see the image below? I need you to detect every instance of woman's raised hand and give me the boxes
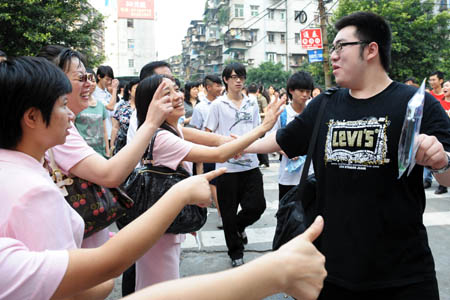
[261,98,285,132]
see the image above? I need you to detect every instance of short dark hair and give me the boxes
[184,81,201,104]
[286,71,315,100]
[135,74,178,136]
[0,57,72,149]
[36,45,67,64]
[404,77,418,84]
[96,65,114,82]
[430,71,444,80]
[203,74,222,89]
[0,50,6,57]
[139,61,171,80]
[248,82,258,94]
[52,48,86,73]
[222,62,246,90]
[123,78,140,101]
[335,11,392,72]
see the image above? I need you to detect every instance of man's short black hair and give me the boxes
[139,61,171,80]
[36,45,67,64]
[404,77,418,84]
[96,65,114,82]
[286,71,314,100]
[222,62,246,91]
[335,11,392,72]
[248,82,258,94]
[203,74,222,90]
[123,78,140,101]
[0,49,6,58]
[0,57,72,149]
[430,71,444,80]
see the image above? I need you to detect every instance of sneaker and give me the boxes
[435,185,448,195]
[216,218,223,230]
[231,258,244,268]
[423,181,432,189]
[238,231,248,245]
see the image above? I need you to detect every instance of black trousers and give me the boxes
[318,278,439,300]
[216,168,266,259]
[115,220,135,297]
[257,153,270,166]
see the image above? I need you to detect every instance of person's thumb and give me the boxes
[299,215,324,242]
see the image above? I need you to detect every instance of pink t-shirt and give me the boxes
[0,149,84,251]
[0,237,68,300]
[152,126,193,174]
[47,124,110,248]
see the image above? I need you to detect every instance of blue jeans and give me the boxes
[423,168,433,183]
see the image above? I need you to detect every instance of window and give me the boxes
[234,4,244,18]
[127,19,134,28]
[268,32,274,43]
[268,9,274,20]
[280,54,286,66]
[128,59,134,68]
[250,5,259,16]
[127,39,134,49]
[280,11,285,20]
[280,33,285,44]
[267,52,275,62]
[295,33,300,44]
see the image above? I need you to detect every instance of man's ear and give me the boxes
[22,107,41,129]
[366,41,379,62]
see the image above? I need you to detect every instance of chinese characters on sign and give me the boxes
[300,29,323,50]
[118,0,154,20]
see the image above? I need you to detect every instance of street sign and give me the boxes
[308,49,323,63]
[301,29,323,50]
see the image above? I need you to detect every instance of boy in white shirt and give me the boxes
[205,63,265,267]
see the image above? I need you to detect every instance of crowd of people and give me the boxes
[0,10,449,300]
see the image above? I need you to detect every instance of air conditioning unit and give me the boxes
[245,42,252,47]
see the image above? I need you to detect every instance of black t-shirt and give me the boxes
[276,82,450,290]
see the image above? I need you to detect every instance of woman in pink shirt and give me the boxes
[132,74,285,290]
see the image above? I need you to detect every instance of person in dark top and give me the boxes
[245,11,450,299]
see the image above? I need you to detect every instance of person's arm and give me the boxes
[184,98,284,163]
[51,168,226,300]
[103,120,110,158]
[69,81,173,187]
[244,130,282,154]
[104,79,119,111]
[124,216,326,300]
[182,127,233,147]
[110,118,120,153]
[416,134,450,186]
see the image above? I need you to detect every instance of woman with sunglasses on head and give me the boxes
[74,68,110,158]
[36,47,174,251]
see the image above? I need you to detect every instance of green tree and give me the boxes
[246,61,291,90]
[323,0,450,82]
[0,0,104,67]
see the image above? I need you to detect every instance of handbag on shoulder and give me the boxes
[122,129,207,234]
[48,149,134,238]
[273,89,335,250]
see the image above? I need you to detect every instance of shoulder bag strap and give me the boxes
[47,149,71,196]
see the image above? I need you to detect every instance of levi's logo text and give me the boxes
[324,117,390,170]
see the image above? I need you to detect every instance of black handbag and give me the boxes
[122,129,207,234]
[48,150,134,238]
[272,92,331,250]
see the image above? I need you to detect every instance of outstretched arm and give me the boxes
[51,168,226,300]
[124,216,326,300]
[416,134,450,186]
[244,130,282,154]
[184,98,285,163]
[69,81,173,187]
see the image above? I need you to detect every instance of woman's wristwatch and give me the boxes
[428,153,450,174]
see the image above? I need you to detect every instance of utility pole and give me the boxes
[318,0,332,89]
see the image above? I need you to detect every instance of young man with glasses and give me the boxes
[205,63,266,268]
[245,11,450,299]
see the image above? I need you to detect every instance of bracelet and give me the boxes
[428,153,450,174]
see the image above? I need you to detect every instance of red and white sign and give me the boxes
[300,28,323,50]
[118,0,154,20]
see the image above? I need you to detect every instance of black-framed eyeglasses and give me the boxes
[230,74,246,81]
[329,41,370,54]
[77,73,95,82]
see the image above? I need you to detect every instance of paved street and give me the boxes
[108,157,450,299]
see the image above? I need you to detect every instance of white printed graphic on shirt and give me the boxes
[324,117,390,170]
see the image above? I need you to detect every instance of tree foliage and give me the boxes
[0,0,104,67]
[247,61,291,90]
[322,0,450,82]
